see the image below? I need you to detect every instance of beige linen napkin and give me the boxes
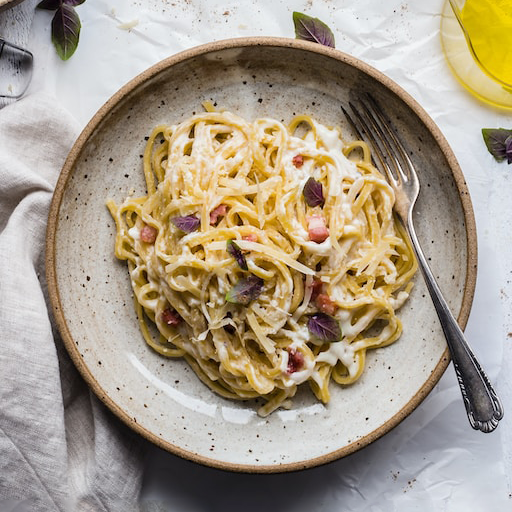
[0,94,146,511]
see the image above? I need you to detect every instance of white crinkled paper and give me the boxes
[24,0,511,509]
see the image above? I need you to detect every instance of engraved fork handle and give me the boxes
[406,216,503,432]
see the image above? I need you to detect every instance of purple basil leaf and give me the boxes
[303,177,325,207]
[225,275,264,305]
[506,136,512,164]
[37,0,61,10]
[227,239,248,271]
[293,11,335,48]
[51,5,81,61]
[482,128,512,164]
[170,214,200,233]
[307,312,341,342]
[38,0,86,8]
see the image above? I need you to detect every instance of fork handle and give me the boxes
[406,222,503,432]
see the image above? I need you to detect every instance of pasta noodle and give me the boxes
[107,107,417,416]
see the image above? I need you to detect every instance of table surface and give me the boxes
[2,0,511,510]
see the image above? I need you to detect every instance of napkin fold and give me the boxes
[0,94,146,511]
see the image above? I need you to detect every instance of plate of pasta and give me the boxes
[46,37,476,472]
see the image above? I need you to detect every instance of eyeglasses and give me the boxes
[0,37,33,99]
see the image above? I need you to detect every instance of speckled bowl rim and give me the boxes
[46,36,477,473]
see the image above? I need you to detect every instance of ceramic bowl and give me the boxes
[46,37,477,472]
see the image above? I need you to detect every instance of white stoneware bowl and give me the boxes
[46,37,477,473]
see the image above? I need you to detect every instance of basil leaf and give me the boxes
[482,128,512,164]
[307,312,341,342]
[227,239,248,271]
[505,136,512,164]
[303,177,325,207]
[37,0,61,10]
[38,0,85,9]
[170,214,200,233]
[51,4,81,61]
[226,275,264,305]
[293,11,335,48]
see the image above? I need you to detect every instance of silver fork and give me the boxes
[342,95,503,433]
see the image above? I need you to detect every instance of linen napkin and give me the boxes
[0,94,146,511]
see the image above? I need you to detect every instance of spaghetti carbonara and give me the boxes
[107,107,417,416]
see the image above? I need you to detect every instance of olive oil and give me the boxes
[440,0,512,109]
[460,0,512,85]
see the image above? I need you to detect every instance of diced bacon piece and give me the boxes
[292,154,304,168]
[161,308,181,326]
[140,224,157,243]
[307,215,329,243]
[242,234,258,243]
[287,348,305,374]
[309,278,323,300]
[315,293,338,315]
[209,204,228,225]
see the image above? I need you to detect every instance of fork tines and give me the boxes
[341,94,413,186]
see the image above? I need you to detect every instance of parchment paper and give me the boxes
[14,0,512,508]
